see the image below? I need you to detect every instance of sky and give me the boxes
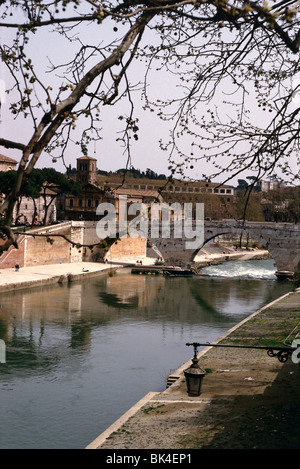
[0,15,179,178]
[0,4,299,188]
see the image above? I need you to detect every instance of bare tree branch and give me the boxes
[0,0,300,252]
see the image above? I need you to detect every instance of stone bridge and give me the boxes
[147,219,300,272]
[81,220,300,273]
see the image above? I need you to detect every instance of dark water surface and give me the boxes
[0,260,295,448]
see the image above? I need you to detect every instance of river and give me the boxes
[0,259,295,449]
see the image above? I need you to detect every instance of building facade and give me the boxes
[0,154,18,172]
[14,185,57,225]
[96,174,236,220]
[58,156,237,222]
[76,155,97,184]
[58,156,113,221]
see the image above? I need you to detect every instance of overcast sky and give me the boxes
[0,6,298,187]
[0,18,180,178]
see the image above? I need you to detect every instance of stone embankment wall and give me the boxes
[25,226,72,266]
[0,221,147,269]
[104,236,146,261]
[0,223,75,269]
[0,235,26,269]
[78,221,146,262]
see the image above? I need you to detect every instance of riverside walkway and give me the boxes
[0,262,119,293]
[87,287,300,450]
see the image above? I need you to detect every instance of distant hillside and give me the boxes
[99,167,167,180]
[67,166,167,180]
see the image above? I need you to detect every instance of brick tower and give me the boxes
[76,156,98,184]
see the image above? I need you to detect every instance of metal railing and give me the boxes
[186,342,296,363]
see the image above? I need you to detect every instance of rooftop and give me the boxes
[96,174,234,188]
[76,155,97,161]
[115,188,161,198]
[0,154,18,164]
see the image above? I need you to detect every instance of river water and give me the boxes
[0,259,295,449]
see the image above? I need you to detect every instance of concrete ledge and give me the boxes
[0,262,119,293]
[86,392,159,450]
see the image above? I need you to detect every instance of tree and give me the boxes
[37,168,81,225]
[262,185,300,222]
[0,168,81,226]
[0,0,300,253]
[235,189,264,221]
[0,168,42,225]
[237,179,249,190]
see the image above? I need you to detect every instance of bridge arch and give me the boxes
[189,230,272,269]
[147,220,300,273]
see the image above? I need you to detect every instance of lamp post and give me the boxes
[184,342,206,396]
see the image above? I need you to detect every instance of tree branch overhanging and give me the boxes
[0,0,300,253]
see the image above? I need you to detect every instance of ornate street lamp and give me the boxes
[184,342,206,396]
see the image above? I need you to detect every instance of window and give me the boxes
[70,199,73,208]
[88,199,92,208]
[95,199,99,207]
[79,199,83,208]
[226,189,232,194]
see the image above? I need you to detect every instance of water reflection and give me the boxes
[100,274,164,309]
[0,272,294,369]
[0,264,296,449]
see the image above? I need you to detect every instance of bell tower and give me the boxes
[76,156,97,184]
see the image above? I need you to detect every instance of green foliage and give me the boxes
[142,404,165,414]
[0,168,81,200]
[0,170,18,195]
[263,186,300,223]
[110,167,167,180]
